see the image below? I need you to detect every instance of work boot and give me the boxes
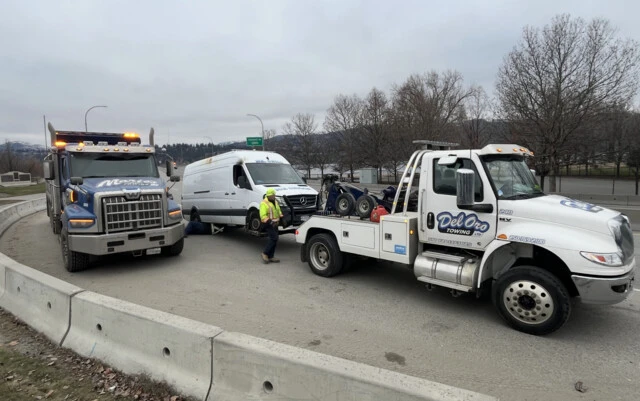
[269,257,280,263]
[261,253,270,264]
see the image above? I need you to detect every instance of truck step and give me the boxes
[416,276,473,292]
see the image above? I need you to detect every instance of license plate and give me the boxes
[301,215,310,222]
[146,248,161,255]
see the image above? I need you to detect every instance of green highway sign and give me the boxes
[246,137,263,146]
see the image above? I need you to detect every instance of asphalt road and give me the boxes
[1,173,639,400]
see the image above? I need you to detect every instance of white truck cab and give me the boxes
[182,150,319,234]
[296,143,635,335]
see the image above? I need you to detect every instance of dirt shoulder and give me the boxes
[0,308,197,401]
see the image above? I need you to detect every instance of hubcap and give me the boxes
[502,280,554,325]
[310,243,330,271]
[338,199,348,210]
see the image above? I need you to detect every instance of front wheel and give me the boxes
[247,209,261,232]
[307,233,344,277]
[493,266,571,335]
[61,229,89,272]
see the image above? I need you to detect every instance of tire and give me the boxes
[307,233,344,277]
[162,238,184,257]
[46,199,50,217]
[335,193,356,216]
[52,215,62,235]
[492,266,571,335]
[247,209,261,231]
[61,229,89,272]
[356,195,377,218]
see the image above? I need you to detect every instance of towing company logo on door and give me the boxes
[437,212,490,236]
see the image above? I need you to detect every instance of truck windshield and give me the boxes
[69,153,159,178]
[482,155,544,200]
[245,163,305,185]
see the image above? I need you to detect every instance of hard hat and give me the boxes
[266,188,276,196]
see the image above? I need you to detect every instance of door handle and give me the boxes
[231,192,236,195]
[427,212,435,229]
[225,192,229,195]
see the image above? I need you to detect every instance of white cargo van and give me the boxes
[181,150,319,234]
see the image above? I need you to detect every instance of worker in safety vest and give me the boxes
[259,188,283,264]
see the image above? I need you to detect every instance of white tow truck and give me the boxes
[295,142,636,335]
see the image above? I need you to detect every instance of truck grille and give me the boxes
[102,194,163,233]
[286,194,318,210]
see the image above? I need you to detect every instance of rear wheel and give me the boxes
[356,195,377,218]
[335,193,356,216]
[493,266,571,335]
[307,233,344,277]
[190,209,201,222]
[61,229,89,272]
[162,238,184,256]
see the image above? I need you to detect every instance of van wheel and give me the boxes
[248,210,261,231]
[162,238,184,257]
[492,266,571,335]
[307,233,344,277]
[356,195,377,218]
[61,229,89,272]
[335,193,356,216]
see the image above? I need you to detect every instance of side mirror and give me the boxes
[43,161,54,180]
[170,175,181,182]
[456,168,493,213]
[456,168,475,208]
[70,177,84,185]
[166,160,173,177]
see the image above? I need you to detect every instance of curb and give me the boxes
[0,199,497,401]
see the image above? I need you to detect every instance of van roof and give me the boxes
[184,150,290,169]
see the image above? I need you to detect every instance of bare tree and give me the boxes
[360,88,390,176]
[0,140,16,173]
[263,128,277,151]
[324,94,364,181]
[391,70,476,141]
[496,14,640,192]
[313,133,333,179]
[283,113,318,178]
[459,87,494,148]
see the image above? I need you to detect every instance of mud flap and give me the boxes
[300,242,307,263]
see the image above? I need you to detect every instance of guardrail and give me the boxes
[0,198,497,401]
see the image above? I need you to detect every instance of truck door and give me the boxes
[420,154,497,250]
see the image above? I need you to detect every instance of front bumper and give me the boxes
[571,263,636,305]
[69,223,184,255]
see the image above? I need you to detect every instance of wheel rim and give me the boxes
[310,243,330,271]
[250,215,261,230]
[358,201,370,214]
[503,280,554,325]
[338,198,349,211]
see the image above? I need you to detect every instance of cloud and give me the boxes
[1,0,638,146]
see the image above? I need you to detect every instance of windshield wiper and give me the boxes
[502,192,544,200]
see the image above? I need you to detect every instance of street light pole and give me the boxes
[246,114,265,151]
[84,105,108,133]
[43,115,47,149]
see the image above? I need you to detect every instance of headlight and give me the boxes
[580,251,623,267]
[275,196,286,204]
[168,209,182,220]
[69,218,95,228]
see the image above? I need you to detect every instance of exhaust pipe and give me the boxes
[149,127,155,146]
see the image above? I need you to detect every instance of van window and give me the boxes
[245,163,305,185]
[433,158,483,202]
[233,165,250,189]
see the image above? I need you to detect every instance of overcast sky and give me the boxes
[1,0,638,147]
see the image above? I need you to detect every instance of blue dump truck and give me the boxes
[43,123,184,272]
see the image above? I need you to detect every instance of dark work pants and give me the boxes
[263,224,279,258]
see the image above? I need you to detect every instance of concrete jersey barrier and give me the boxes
[0,196,45,237]
[62,291,224,401]
[0,253,83,345]
[211,331,495,401]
